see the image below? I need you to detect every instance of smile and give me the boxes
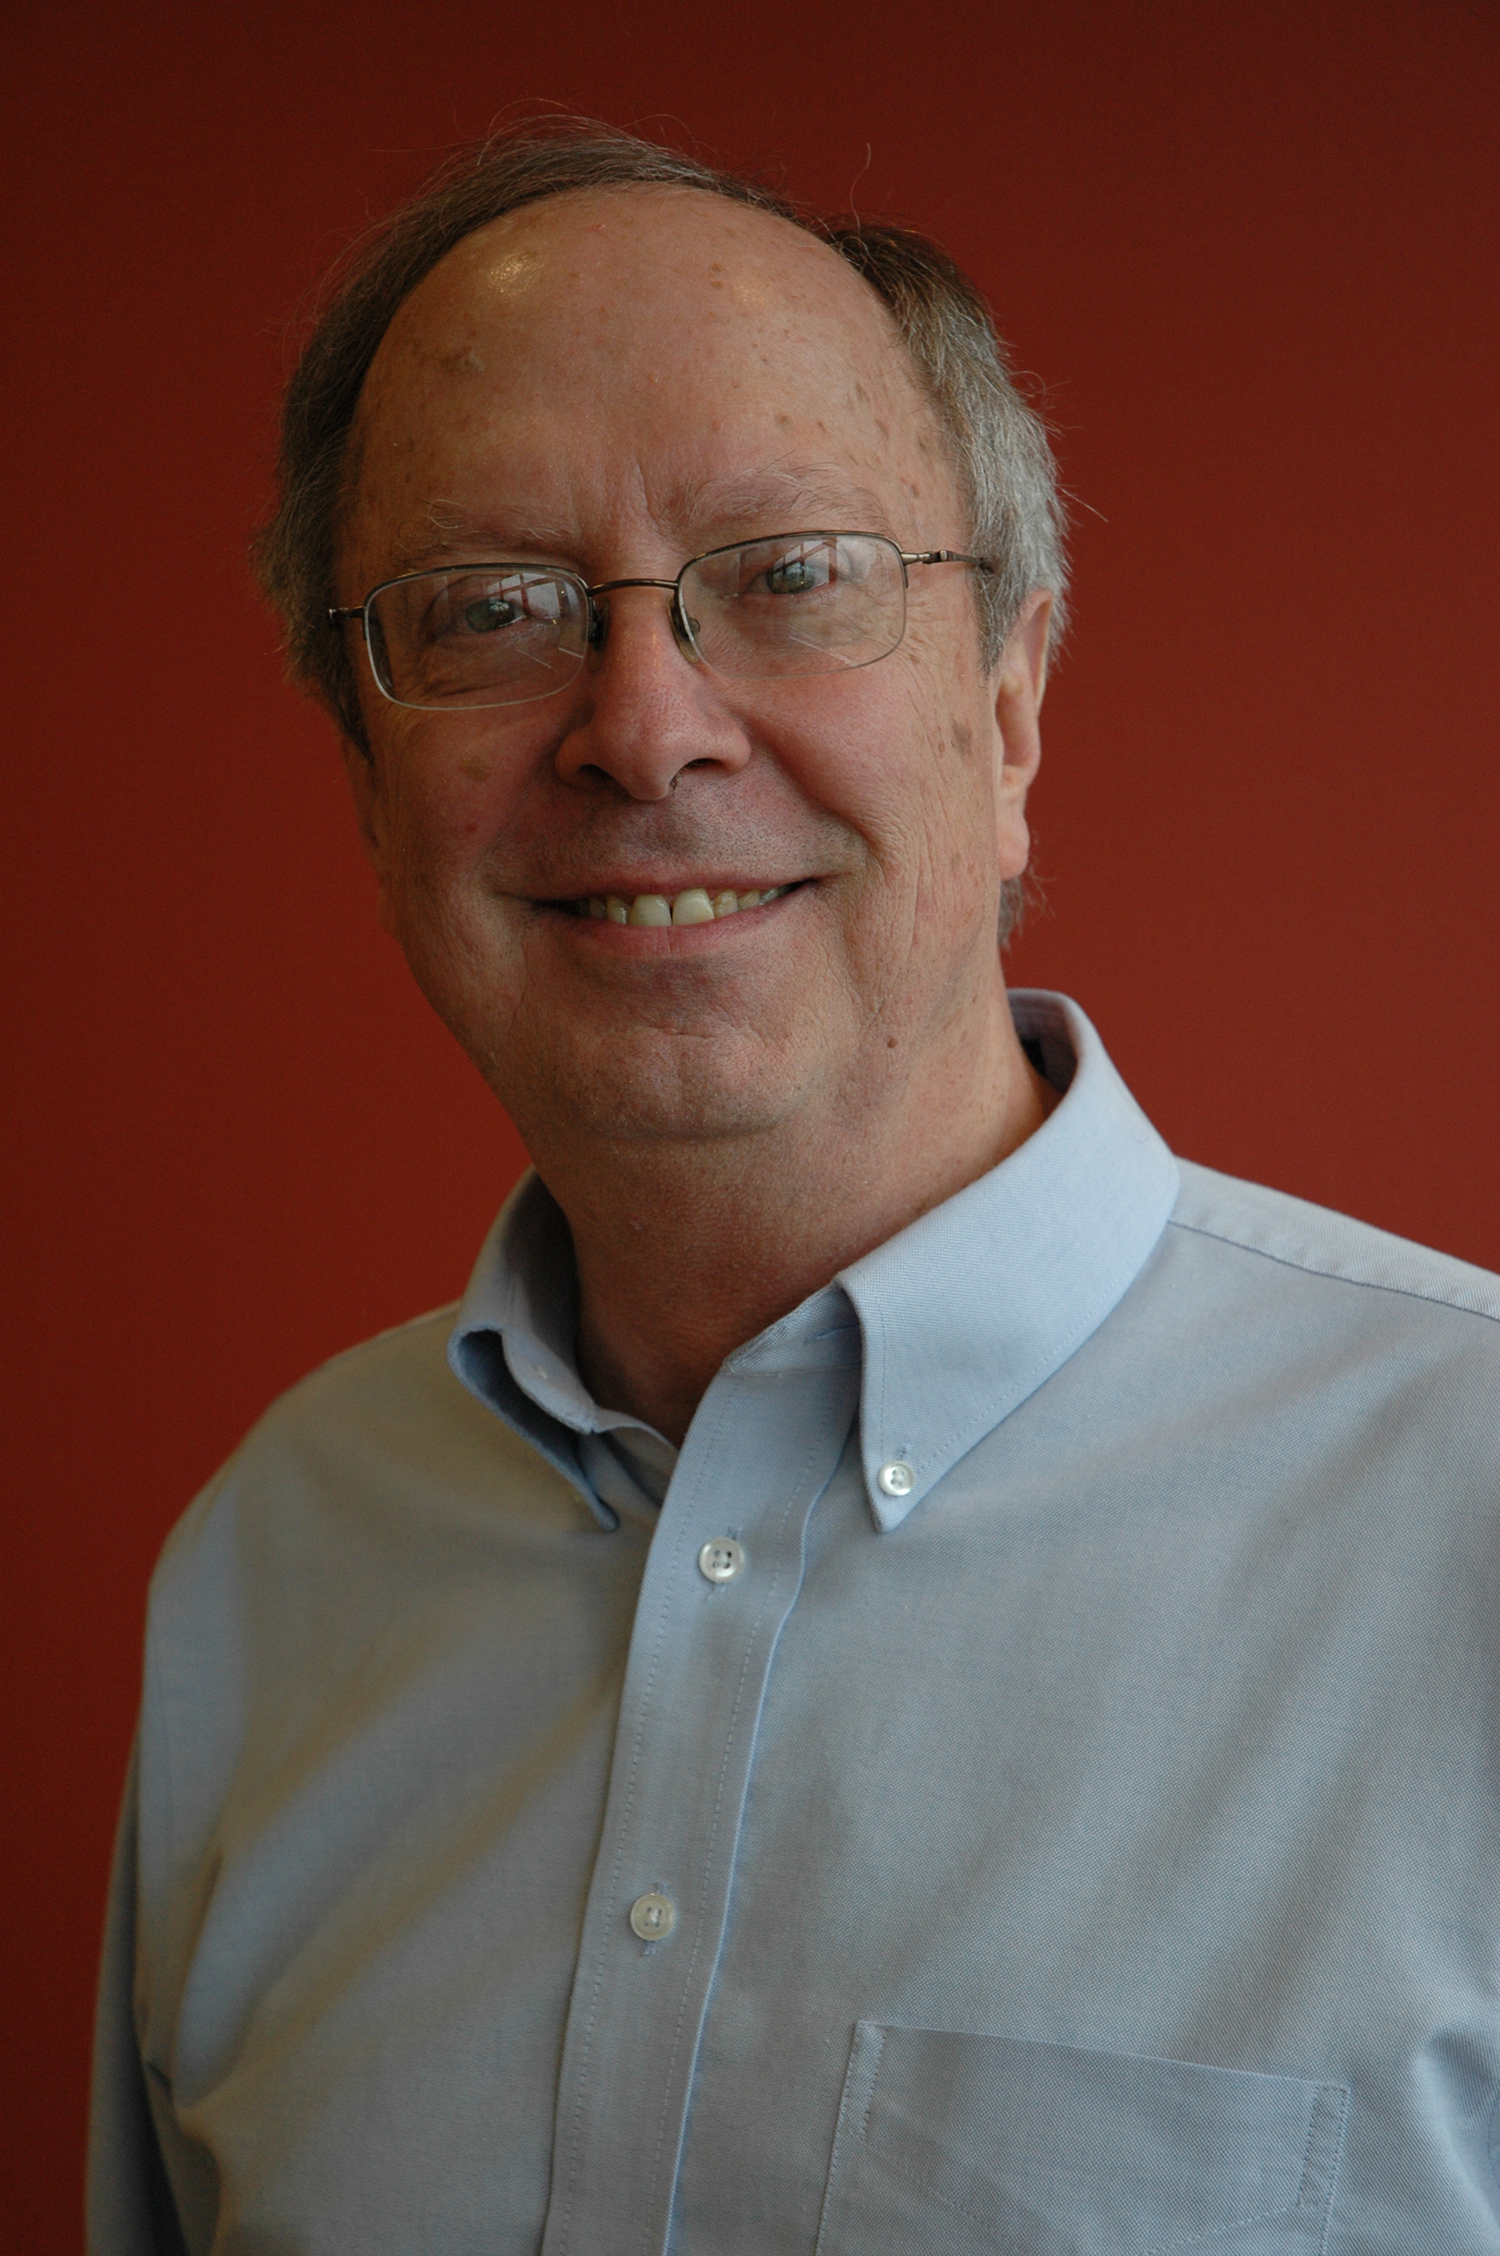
[567,886,793,926]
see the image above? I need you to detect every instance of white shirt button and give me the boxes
[629,1891,677,1941]
[698,1537,746,1584]
[877,1460,915,1497]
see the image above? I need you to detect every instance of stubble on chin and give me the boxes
[489,1002,816,1153]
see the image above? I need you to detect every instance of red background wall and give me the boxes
[4,1,1496,2239]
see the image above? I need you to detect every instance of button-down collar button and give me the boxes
[697,1536,746,1584]
[629,1891,677,1942]
[877,1460,915,1497]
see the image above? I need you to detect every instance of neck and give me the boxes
[528,991,1052,1446]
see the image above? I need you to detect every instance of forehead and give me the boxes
[348,186,954,556]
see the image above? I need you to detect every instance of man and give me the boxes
[91,123,1500,2254]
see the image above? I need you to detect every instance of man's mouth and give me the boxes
[564,884,794,927]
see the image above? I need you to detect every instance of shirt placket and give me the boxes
[540,1327,860,2256]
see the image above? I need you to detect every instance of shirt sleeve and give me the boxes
[87,1737,187,2256]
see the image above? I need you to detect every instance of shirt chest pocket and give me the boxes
[815,2025,1348,2255]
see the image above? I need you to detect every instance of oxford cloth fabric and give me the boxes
[89,991,1500,2255]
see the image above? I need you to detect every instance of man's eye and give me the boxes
[457,594,521,634]
[762,555,829,595]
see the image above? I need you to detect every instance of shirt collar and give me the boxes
[447,1164,638,1526]
[834,991,1178,1527]
[448,991,1179,1532]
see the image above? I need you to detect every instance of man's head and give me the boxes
[259,123,1066,763]
[256,125,1067,1174]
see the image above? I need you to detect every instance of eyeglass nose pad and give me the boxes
[584,591,610,668]
[670,587,703,665]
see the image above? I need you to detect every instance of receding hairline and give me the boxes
[423,174,851,249]
[358,178,938,409]
[342,178,954,551]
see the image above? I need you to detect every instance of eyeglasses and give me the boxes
[329,531,994,712]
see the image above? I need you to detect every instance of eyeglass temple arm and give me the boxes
[901,550,996,573]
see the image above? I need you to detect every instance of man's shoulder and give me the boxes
[152,1302,577,1607]
[1166,1156,1500,1330]
[211,1298,508,1483]
[255,1299,472,1441]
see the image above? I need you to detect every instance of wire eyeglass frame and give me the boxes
[328,530,996,713]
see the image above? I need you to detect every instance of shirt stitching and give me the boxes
[1309,2084,1350,2256]
[885,1227,1172,1506]
[813,2027,885,2256]
[856,2027,888,2145]
[1167,1216,1500,1327]
[863,2137,1324,2255]
[1295,2081,1342,2207]
[550,1375,719,2255]
[854,2064,1347,2255]
[632,1407,831,2256]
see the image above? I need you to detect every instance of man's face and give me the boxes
[339,186,1046,1158]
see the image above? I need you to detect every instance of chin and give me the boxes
[495,1028,812,1151]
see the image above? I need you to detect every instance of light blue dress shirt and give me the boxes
[90,992,1500,2254]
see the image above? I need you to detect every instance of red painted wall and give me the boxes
[4,2,1496,2239]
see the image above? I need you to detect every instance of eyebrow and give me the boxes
[673,465,901,545]
[391,511,578,573]
[387,466,903,576]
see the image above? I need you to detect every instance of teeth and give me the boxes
[670,888,716,925]
[575,886,788,922]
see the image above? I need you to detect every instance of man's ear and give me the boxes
[340,736,399,936]
[993,589,1053,881]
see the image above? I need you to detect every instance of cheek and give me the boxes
[880,664,996,843]
[764,668,993,893]
[378,741,518,889]
[387,789,466,890]
[871,667,1001,917]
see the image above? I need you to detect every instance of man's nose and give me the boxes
[552,585,753,801]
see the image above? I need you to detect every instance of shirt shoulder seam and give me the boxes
[255,1303,465,1426]
[1165,1214,1500,1327]
[303,1299,461,1373]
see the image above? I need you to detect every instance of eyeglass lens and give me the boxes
[364,533,909,711]
[367,568,591,710]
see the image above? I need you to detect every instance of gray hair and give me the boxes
[254,119,1068,934]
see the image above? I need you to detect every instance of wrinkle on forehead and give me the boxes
[369,185,928,410]
[343,185,963,583]
[389,465,906,573]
